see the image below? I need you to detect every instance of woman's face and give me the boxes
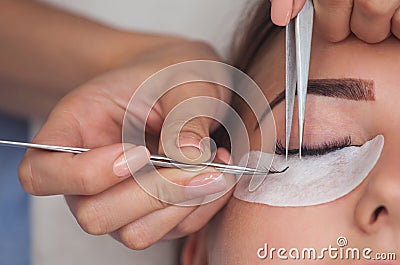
[192,33,400,264]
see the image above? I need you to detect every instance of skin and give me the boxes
[270,0,400,43]
[17,44,235,250]
[0,0,182,118]
[11,0,234,249]
[185,33,400,264]
[10,0,400,253]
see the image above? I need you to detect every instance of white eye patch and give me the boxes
[234,135,384,207]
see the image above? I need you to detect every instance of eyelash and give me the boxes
[275,136,353,156]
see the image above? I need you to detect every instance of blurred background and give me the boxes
[26,0,250,264]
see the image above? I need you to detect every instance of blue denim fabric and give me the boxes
[0,113,30,265]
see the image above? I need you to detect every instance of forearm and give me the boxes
[0,0,178,118]
[0,81,57,118]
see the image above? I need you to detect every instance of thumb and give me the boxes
[159,116,213,164]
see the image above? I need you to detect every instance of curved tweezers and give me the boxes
[0,140,287,175]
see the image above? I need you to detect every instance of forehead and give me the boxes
[251,34,400,104]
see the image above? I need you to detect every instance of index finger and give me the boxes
[270,0,307,26]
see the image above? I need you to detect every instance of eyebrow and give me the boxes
[256,78,375,130]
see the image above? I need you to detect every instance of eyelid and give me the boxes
[275,136,353,156]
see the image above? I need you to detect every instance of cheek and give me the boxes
[208,198,357,265]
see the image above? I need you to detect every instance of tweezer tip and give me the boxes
[299,129,304,159]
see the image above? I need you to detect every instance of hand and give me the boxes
[270,0,400,43]
[18,39,234,250]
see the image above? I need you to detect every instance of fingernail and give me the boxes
[285,10,291,24]
[271,0,293,26]
[185,172,227,199]
[113,146,150,178]
[177,134,204,160]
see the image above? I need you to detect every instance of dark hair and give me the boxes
[212,1,284,150]
[231,1,283,72]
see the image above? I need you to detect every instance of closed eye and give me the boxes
[275,136,354,156]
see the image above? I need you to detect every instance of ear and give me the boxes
[181,230,208,265]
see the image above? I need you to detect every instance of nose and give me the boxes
[354,150,400,235]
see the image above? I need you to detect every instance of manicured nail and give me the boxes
[113,146,150,178]
[271,0,293,26]
[185,172,227,199]
[177,134,204,160]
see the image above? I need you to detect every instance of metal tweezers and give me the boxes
[0,140,275,175]
[285,0,314,158]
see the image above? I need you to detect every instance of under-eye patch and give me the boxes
[234,135,384,207]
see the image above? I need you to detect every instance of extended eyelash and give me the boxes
[275,136,352,156]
